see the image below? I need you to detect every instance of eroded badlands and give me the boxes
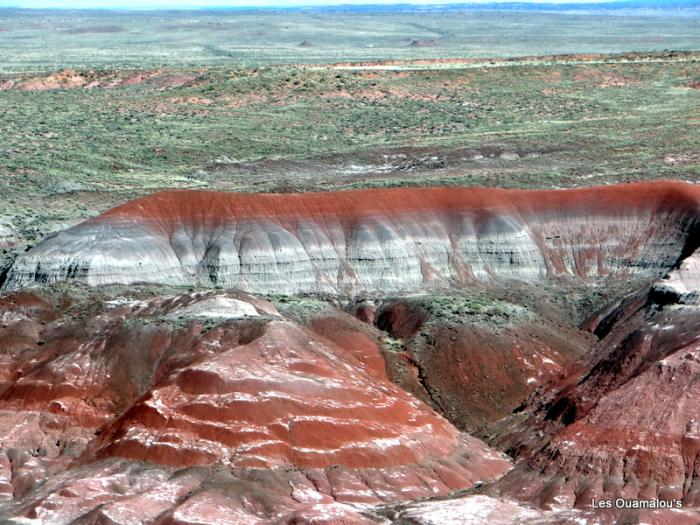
[1,181,700,524]
[4,181,699,293]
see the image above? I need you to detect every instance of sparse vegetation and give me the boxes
[0,10,697,266]
[1,9,698,72]
[1,52,697,251]
[265,294,335,323]
[394,293,533,326]
[382,336,405,352]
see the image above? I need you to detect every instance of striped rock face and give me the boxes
[93,320,504,476]
[3,181,699,294]
[1,181,700,524]
[492,292,700,513]
[0,290,511,523]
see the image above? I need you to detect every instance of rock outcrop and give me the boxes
[0,287,510,523]
[651,247,700,305]
[492,260,700,512]
[0,224,14,250]
[2,181,700,523]
[94,319,503,477]
[4,181,699,294]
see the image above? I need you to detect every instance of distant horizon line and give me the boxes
[1,0,698,9]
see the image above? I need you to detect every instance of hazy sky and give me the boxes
[0,0,655,8]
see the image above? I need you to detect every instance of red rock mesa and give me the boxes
[4,181,699,294]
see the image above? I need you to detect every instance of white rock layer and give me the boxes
[3,185,699,295]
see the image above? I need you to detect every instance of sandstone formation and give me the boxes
[4,181,699,294]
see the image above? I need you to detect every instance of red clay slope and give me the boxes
[98,181,700,223]
[4,181,700,294]
[0,289,510,523]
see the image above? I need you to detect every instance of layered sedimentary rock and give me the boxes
[492,268,700,513]
[652,247,700,304]
[371,291,594,433]
[0,290,280,444]
[0,288,510,523]
[3,181,700,523]
[4,181,699,294]
[94,319,503,476]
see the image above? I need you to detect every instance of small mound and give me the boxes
[410,39,438,47]
[167,296,261,319]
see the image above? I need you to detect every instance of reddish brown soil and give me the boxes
[0,288,510,522]
[492,287,700,511]
[374,298,592,434]
[309,315,389,380]
[0,69,199,92]
[98,181,700,225]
